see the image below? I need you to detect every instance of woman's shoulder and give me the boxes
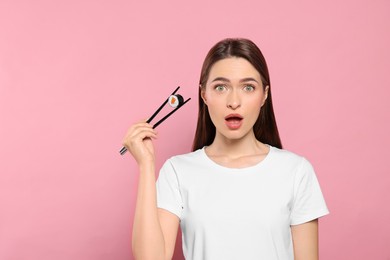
[269,145,312,168]
[165,147,206,165]
[270,145,301,158]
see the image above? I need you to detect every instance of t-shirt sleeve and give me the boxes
[290,157,329,225]
[156,159,183,220]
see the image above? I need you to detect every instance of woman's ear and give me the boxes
[261,85,269,106]
[200,85,207,105]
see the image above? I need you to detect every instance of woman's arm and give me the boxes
[291,219,319,260]
[158,209,180,259]
[132,163,179,260]
[123,121,179,260]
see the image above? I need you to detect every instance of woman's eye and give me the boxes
[244,85,255,91]
[215,85,226,91]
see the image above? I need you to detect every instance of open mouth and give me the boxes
[225,114,243,129]
[225,114,243,121]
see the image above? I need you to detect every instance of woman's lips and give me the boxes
[225,114,243,130]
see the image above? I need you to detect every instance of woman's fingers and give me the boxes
[122,121,158,164]
[123,124,156,146]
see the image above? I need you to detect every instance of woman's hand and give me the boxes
[122,120,157,166]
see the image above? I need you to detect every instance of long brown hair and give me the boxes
[192,38,282,151]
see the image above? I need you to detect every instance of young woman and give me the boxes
[123,38,329,260]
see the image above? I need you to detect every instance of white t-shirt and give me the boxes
[156,146,329,260]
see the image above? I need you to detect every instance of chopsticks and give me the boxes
[119,86,191,155]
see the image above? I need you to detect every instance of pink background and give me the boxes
[1,0,389,259]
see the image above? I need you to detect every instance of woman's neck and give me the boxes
[204,131,270,168]
[206,131,268,159]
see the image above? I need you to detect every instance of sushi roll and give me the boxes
[168,94,184,108]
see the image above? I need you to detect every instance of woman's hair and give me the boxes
[192,38,283,151]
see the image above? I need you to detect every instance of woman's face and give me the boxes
[201,57,268,141]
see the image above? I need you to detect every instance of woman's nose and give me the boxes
[227,91,241,109]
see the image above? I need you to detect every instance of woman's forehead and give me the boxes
[208,57,261,83]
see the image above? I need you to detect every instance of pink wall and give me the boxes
[1,0,389,259]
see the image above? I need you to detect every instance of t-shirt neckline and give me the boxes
[200,145,274,172]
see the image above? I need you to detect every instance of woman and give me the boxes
[123,38,329,260]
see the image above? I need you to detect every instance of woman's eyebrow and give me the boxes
[211,77,259,83]
[239,77,259,83]
[211,77,230,83]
